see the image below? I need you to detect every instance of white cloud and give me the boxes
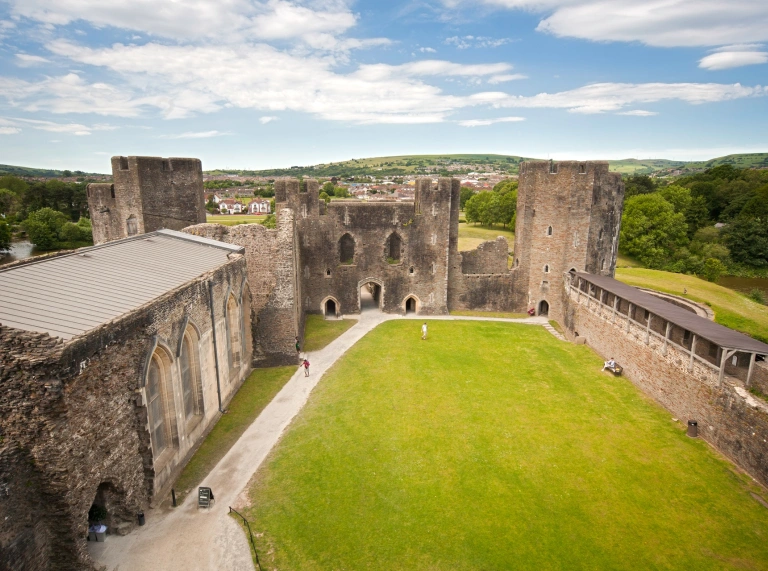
[699,45,768,70]
[259,116,278,124]
[7,0,369,48]
[445,35,512,49]
[419,47,437,53]
[617,110,658,116]
[15,53,50,66]
[488,73,527,84]
[489,82,768,114]
[0,127,21,134]
[458,116,525,126]
[3,117,117,135]
[354,59,512,81]
[450,0,768,48]
[162,130,230,139]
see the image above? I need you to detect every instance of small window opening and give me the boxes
[515,258,519,268]
[325,268,331,277]
[409,266,414,275]
[544,264,549,273]
[110,184,115,199]
[598,228,603,240]
[579,163,586,174]
[119,157,128,170]
[547,226,553,236]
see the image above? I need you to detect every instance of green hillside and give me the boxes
[0,164,105,178]
[207,153,767,179]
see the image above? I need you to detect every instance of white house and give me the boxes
[218,199,244,214]
[247,198,271,214]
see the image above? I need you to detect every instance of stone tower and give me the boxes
[87,156,206,244]
[512,161,624,323]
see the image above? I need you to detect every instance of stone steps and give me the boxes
[542,322,566,341]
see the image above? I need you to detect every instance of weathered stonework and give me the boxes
[0,255,251,571]
[87,156,206,245]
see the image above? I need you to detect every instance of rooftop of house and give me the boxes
[0,230,243,341]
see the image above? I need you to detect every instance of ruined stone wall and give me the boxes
[281,177,454,316]
[460,237,509,275]
[88,156,205,245]
[563,286,768,488]
[514,161,623,323]
[0,257,250,571]
[184,212,299,366]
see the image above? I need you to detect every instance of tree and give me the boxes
[701,258,727,282]
[334,186,350,198]
[459,187,475,210]
[0,219,10,251]
[723,217,768,267]
[497,190,517,227]
[322,181,335,196]
[465,191,494,225]
[623,174,656,198]
[619,194,688,268]
[0,188,17,217]
[22,207,68,250]
[319,191,331,204]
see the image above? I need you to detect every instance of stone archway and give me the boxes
[87,481,135,537]
[357,277,384,312]
[322,296,340,318]
[538,300,549,316]
[404,295,420,314]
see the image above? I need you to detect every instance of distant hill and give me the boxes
[0,164,106,178]
[207,153,768,178]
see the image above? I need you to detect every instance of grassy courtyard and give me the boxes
[457,223,514,251]
[244,320,768,570]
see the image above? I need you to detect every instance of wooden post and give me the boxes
[718,348,737,387]
[747,353,757,388]
[626,303,633,333]
[645,313,653,345]
[662,322,671,355]
[578,278,583,304]
[612,295,618,324]
[688,334,697,372]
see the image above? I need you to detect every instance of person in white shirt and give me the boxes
[421,322,428,340]
[602,357,616,371]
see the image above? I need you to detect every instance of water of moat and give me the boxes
[0,240,43,265]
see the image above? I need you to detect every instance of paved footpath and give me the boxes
[89,311,549,571]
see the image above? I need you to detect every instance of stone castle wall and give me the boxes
[563,284,768,488]
[183,208,300,366]
[88,156,206,245]
[0,256,250,571]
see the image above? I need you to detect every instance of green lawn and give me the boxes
[172,366,294,503]
[206,214,268,226]
[243,320,768,570]
[457,223,514,251]
[616,268,768,343]
[450,310,528,319]
[302,314,356,352]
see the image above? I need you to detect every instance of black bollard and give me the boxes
[687,420,698,438]
[138,512,145,526]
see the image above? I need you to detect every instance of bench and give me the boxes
[605,363,623,376]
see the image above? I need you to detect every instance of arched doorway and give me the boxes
[87,482,133,537]
[538,300,549,316]
[358,278,383,312]
[404,296,418,314]
[323,297,339,318]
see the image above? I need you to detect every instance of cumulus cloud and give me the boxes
[458,116,525,126]
[6,0,380,50]
[699,44,768,70]
[419,47,437,53]
[448,0,768,48]
[259,116,278,123]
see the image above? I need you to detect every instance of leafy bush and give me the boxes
[748,289,767,305]
[701,258,727,282]
[0,219,10,251]
[22,208,68,249]
[262,214,277,229]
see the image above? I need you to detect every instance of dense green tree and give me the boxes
[723,217,768,267]
[459,187,475,210]
[22,208,68,250]
[465,191,491,224]
[319,191,331,204]
[620,194,688,268]
[334,186,350,198]
[0,219,10,251]
[0,188,17,217]
[623,174,656,198]
[497,190,517,227]
[0,175,28,196]
[322,181,335,196]
[701,258,727,282]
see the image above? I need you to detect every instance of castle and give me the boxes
[2,156,767,571]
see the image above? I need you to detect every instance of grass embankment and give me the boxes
[302,314,356,352]
[205,214,268,226]
[243,320,768,570]
[450,310,528,319]
[457,223,514,251]
[616,268,768,343]
[172,366,294,503]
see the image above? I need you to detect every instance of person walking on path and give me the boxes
[295,336,301,355]
[303,357,310,377]
[421,322,428,340]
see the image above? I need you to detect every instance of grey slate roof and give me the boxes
[0,229,243,341]
[575,272,768,355]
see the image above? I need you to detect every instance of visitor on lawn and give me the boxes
[303,358,310,376]
[602,357,616,371]
[421,322,428,340]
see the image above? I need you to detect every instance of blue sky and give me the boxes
[0,0,766,172]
